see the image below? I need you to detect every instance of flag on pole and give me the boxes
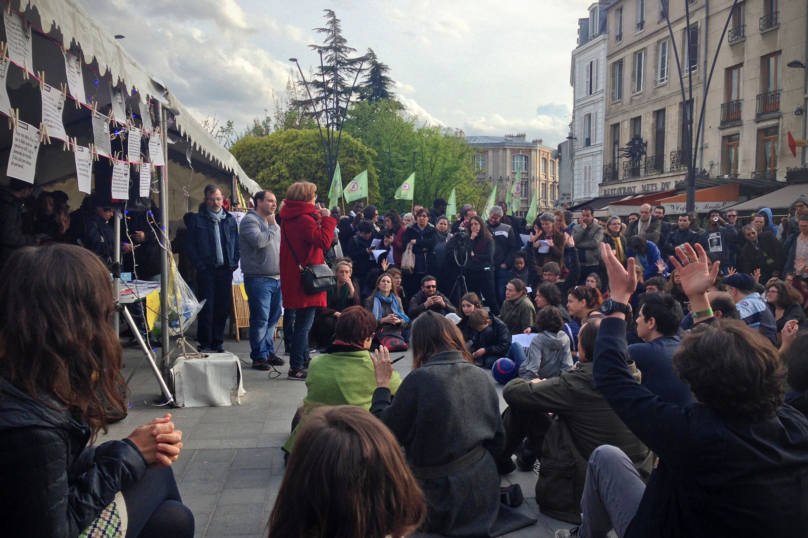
[328,162,342,209]
[343,170,368,203]
[394,172,415,201]
[481,183,497,222]
[525,189,539,225]
[446,188,457,220]
[506,165,521,210]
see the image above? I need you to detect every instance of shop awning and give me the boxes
[658,184,740,214]
[607,190,677,216]
[568,195,633,217]
[724,183,808,212]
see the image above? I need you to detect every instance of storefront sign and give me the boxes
[662,201,734,214]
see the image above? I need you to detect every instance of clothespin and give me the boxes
[71,137,78,153]
[0,42,7,64]
[6,3,11,15]
[108,107,116,124]
[135,158,142,172]
[90,100,98,117]
[39,122,51,145]
[37,70,45,90]
[88,143,99,162]
[7,107,18,130]
[60,83,67,102]
[22,59,29,80]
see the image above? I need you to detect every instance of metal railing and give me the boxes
[636,20,645,32]
[751,168,777,181]
[643,155,664,175]
[760,12,779,31]
[603,163,619,182]
[615,32,623,42]
[720,100,742,124]
[728,25,745,43]
[669,149,687,171]
[756,90,781,117]
[622,159,642,179]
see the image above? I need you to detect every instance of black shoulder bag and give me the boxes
[282,220,336,295]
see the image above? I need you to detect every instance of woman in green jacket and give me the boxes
[499,279,536,335]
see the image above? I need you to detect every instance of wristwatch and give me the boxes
[600,298,630,316]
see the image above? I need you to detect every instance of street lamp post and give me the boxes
[412,151,419,173]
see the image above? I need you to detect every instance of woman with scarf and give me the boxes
[364,272,410,337]
[401,208,438,298]
[462,215,502,316]
[184,184,240,353]
[602,215,628,267]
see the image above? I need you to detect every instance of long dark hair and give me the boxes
[0,245,124,442]
[268,406,426,538]
[410,311,472,369]
[468,215,493,242]
[384,210,402,233]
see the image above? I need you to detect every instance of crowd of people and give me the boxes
[2,177,808,537]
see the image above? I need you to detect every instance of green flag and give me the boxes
[481,183,497,222]
[525,189,538,226]
[394,173,415,201]
[328,162,342,209]
[446,188,457,220]
[507,166,521,210]
[343,170,368,203]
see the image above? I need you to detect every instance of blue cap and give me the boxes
[723,273,756,292]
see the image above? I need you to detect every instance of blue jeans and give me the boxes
[284,306,317,370]
[496,266,510,303]
[195,265,232,349]
[506,342,527,371]
[579,445,645,538]
[243,277,283,362]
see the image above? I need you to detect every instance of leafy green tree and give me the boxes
[229,129,379,206]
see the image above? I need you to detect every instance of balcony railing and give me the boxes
[603,163,619,182]
[643,155,664,175]
[669,149,687,171]
[756,90,781,118]
[622,160,642,179]
[760,12,779,32]
[636,20,645,32]
[751,168,777,181]
[615,32,623,42]
[720,100,743,125]
[728,25,745,44]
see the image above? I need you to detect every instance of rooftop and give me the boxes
[466,135,552,150]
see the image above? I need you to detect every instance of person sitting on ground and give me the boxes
[0,245,191,538]
[679,290,740,331]
[499,279,536,335]
[270,406,426,538]
[505,306,573,381]
[665,268,689,311]
[782,325,808,417]
[469,309,512,369]
[541,261,562,288]
[310,260,362,349]
[364,272,410,338]
[554,241,808,538]
[644,276,667,294]
[627,235,665,281]
[529,282,573,325]
[628,293,694,407]
[370,313,537,536]
[282,306,403,454]
[724,272,778,345]
[385,266,407,303]
[408,274,457,319]
[566,285,603,360]
[784,271,808,309]
[498,318,652,525]
[457,292,484,342]
[764,280,806,340]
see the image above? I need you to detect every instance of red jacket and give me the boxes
[279,200,337,310]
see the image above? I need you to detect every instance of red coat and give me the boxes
[279,200,337,310]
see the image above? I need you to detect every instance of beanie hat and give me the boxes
[723,273,756,292]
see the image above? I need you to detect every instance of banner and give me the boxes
[343,170,368,202]
[525,190,538,225]
[446,187,457,220]
[394,172,415,201]
[481,183,497,222]
[328,162,342,209]
[506,166,521,210]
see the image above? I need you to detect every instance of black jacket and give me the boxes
[402,224,438,275]
[0,188,37,269]
[0,379,147,537]
[408,290,458,319]
[471,314,511,358]
[486,221,519,268]
[663,227,699,258]
[83,213,116,267]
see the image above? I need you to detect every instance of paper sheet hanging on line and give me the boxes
[92,113,111,157]
[111,160,129,200]
[4,11,33,72]
[511,333,537,349]
[128,126,141,160]
[110,85,126,123]
[139,162,152,197]
[139,99,152,132]
[0,59,11,116]
[41,84,68,141]
[64,53,86,105]
[74,146,93,194]
[7,121,41,183]
[149,133,165,166]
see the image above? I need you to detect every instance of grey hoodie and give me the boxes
[519,330,573,381]
[239,209,280,278]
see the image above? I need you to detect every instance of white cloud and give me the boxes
[463,113,569,145]
[399,96,445,127]
[394,81,416,95]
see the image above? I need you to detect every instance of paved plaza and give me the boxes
[103,334,579,538]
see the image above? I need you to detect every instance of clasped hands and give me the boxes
[126,413,183,468]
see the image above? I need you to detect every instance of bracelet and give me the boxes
[692,307,714,319]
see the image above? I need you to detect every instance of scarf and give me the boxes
[205,208,228,267]
[372,291,410,323]
[611,233,626,264]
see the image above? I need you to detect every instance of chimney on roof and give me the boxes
[535,139,543,145]
[505,133,514,139]
[515,133,526,140]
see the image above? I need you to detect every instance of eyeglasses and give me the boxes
[206,197,224,203]
[726,214,737,218]
[423,285,436,289]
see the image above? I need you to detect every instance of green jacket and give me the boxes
[282,348,402,452]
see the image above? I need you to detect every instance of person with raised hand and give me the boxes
[554,242,808,538]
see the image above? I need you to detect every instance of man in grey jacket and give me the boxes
[572,206,603,285]
[240,190,284,370]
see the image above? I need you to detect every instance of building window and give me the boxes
[636,0,645,32]
[521,177,529,200]
[541,157,548,174]
[726,64,743,101]
[762,51,781,94]
[550,160,555,176]
[722,134,739,177]
[611,123,620,164]
[472,154,486,173]
[590,6,600,38]
[654,109,665,169]
[631,116,642,139]
[612,60,624,101]
[584,114,592,147]
[764,0,778,17]
[634,50,645,93]
[585,60,597,95]
[542,183,547,201]
[616,7,623,41]
[684,25,698,74]
[657,40,669,83]
[756,127,778,178]
[512,154,528,175]
[680,99,693,150]
[733,2,745,28]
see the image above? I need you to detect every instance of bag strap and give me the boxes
[281,222,305,271]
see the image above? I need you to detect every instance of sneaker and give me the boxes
[252,359,272,371]
[303,359,311,369]
[554,528,580,538]
[212,346,225,353]
[288,368,308,381]
[199,346,212,353]
[533,460,541,475]
[267,354,286,366]
[283,350,291,356]
[515,448,537,472]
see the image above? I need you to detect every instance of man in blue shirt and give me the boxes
[723,273,777,345]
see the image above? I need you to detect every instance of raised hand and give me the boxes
[380,259,390,271]
[752,268,761,283]
[669,243,720,299]
[599,242,637,304]
[655,259,667,274]
[370,345,394,389]
[780,319,800,353]
[727,267,737,276]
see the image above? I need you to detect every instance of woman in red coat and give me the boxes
[279,182,337,381]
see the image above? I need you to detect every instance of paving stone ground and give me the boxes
[102,332,578,538]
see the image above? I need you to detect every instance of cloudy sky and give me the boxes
[77,0,593,147]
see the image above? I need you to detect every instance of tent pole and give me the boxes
[159,105,170,367]
[113,209,121,336]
